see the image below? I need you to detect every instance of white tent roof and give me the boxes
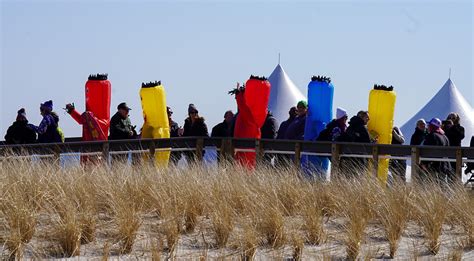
[400,78,473,146]
[268,64,305,124]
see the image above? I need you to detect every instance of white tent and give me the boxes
[400,78,473,146]
[268,64,305,124]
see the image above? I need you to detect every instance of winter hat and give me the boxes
[428,118,442,128]
[336,107,348,120]
[297,100,308,109]
[40,100,53,111]
[117,102,131,111]
[16,108,27,121]
[188,104,198,114]
[416,119,426,126]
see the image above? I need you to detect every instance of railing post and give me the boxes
[102,141,110,166]
[411,146,420,182]
[255,139,264,166]
[149,140,156,166]
[372,145,379,177]
[330,143,341,179]
[53,144,61,167]
[455,148,462,184]
[196,138,204,162]
[294,142,301,168]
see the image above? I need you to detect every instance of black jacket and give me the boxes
[422,131,451,173]
[338,116,370,143]
[211,121,232,137]
[170,120,180,137]
[276,117,295,139]
[109,112,133,140]
[410,128,427,145]
[183,117,209,137]
[4,121,37,144]
[445,124,465,147]
[261,113,278,139]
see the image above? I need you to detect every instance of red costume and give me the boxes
[233,76,271,168]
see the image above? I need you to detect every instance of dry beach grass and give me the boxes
[0,156,473,260]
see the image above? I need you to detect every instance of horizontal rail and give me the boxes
[1,137,473,184]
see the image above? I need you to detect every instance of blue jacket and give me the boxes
[284,115,306,140]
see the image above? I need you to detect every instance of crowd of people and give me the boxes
[3,99,473,182]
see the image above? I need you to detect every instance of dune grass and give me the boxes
[0,156,472,259]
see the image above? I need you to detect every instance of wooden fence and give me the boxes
[1,137,473,183]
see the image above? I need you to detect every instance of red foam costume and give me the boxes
[233,76,271,168]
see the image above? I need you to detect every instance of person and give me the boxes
[183,104,209,163]
[211,110,234,164]
[284,101,308,140]
[465,136,474,180]
[389,126,406,181]
[444,112,465,146]
[31,100,63,143]
[261,110,278,139]
[337,110,372,173]
[420,118,451,184]
[168,106,182,165]
[274,107,297,167]
[316,107,348,142]
[260,110,279,165]
[109,102,135,140]
[410,119,427,145]
[211,110,234,138]
[4,108,36,144]
[276,107,297,139]
[109,102,136,164]
[444,112,465,182]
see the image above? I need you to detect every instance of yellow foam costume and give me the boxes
[140,81,170,166]
[368,85,396,184]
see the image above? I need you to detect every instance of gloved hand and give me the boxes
[65,103,75,113]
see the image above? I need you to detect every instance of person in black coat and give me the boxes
[389,126,406,181]
[444,112,465,181]
[211,110,234,138]
[465,136,474,176]
[4,108,36,144]
[276,107,297,139]
[211,110,234,163]
[445,112,465,146]
[410,119,427,145]
[261,111,278,139]
[337,111,372,174]
[167,106,183,165]
[420,118,452,184]
[183,104,209,163]
[109,102,135,140]
[260,111,279,165]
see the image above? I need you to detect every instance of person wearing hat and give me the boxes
[420,117,451,183]
[182,103,209,162]
[4,108,37,144]
[444,112,465,147]
[316,107,348,142]
[284,100,308,140]
[410,119,427,145]
[109,102,135,140]
[31,100,63,143]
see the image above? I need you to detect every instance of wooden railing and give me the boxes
[1,137,473,183]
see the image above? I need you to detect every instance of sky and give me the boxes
[1,0,472,138]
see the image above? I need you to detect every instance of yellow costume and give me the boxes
[140,81,170,166]
[368,85,396,183]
